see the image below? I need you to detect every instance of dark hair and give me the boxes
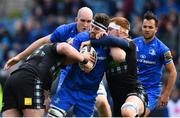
[143,11,158,27]
[93,13,110,28]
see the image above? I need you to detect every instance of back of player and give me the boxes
[106,40,148,116]
[2,44,65,117]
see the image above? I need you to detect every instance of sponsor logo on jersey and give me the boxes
[24,98,32,106]
[140,54,146,59]
[137,59,156,64]
[97,56,107,60]
[164,51,172,61]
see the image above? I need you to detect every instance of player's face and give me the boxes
[142,19,157,40]
[108,27,128,38]
[76,17,92,32]
[90,24,105,39]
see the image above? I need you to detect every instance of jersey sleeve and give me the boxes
[72,32,89,51]
[160,44,173,65]
[50,24,68,43]
[91,35,130,51]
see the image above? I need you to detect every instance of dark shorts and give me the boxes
[2,69,45,112]
[111,85,148,117]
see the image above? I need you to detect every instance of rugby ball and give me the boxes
[79,46,97,72]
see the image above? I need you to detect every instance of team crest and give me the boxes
[149,48,156,56]
[164,51,172,61]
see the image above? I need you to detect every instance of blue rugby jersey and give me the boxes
[62,31,110,94]
[133,36,172,88]
[50,23,78,43]
[50,22,78,92]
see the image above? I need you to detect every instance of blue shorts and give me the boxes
[50,85,97,117]
[146,86,162,110]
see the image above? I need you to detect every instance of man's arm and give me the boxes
[158,62,177,108]
[91,35,130,51]
[56,43,87,64]
[57,42,94,73]
[110,48,126,62]
[4,35,51,69]
[81,35,129,62]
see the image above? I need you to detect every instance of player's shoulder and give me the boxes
[133,36,143,42]
[154,37,169,49]
[75,31,90,41]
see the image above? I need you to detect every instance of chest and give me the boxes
[136,42,160,63]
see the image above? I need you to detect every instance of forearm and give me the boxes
[163,63,177,96]
[91,35,129,50]
[57,43,84,62]
[17,35,51,59]
[165,69,177,96]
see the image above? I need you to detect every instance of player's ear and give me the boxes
[75,17,78,22]
[155,27,158,33]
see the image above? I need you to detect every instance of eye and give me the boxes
[86,20,92,23]
[80,19,85,22]
[80,19,92,23]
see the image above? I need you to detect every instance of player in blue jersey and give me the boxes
[2,42,92,117]
[5,6,93,71]
[47,13,111,117]
[5,7,112,117]
[133,11,177,116]
[81,17,148,117]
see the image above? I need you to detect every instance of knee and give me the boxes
[96,95,109,109]
[121,102,139,117]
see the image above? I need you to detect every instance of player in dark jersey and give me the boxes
[4,7,111,117]
[2,43,93,117]
[81,17,148,117]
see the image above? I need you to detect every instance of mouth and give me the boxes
[82,28,87,31]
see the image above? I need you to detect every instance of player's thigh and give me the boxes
[2,73,18,113]
[2,108,21,117]
[96,81,108,107]
[50,86,75,115]
[74,100,95,117]
[23,108,45,117]
[74,92,96,117]
[10,70,45,110]
[146,89,159,111]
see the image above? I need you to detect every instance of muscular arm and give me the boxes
[90,35,130,62]
[4,35,51,69]
[159,61,177,108]
[163,62,177,96]
[18,35,52,59]
[91,35,130,51]
[56,43,85,64]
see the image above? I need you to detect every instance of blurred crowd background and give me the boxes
[0,0,179,117]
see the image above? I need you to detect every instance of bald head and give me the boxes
[77,7,93,19]
[76,7,93,32]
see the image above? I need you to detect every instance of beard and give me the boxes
[90,32,96,38]
[143,34,154,41]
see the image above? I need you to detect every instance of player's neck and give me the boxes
[144,36,155,43]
